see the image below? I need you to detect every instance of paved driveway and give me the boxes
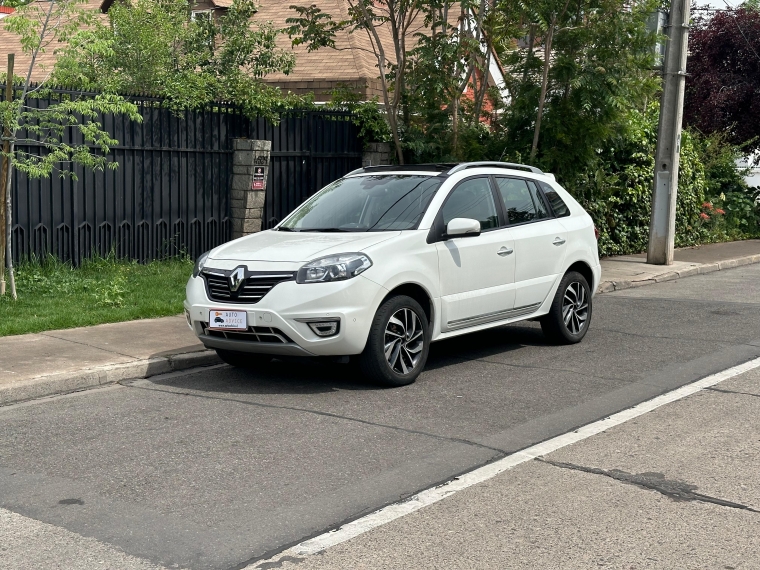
[2,265,760,569]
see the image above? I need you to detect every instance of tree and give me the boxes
[1,0,141,298]
[287,1,424,164]
[53,0,299,120]
[406,0,494,158]
[493,0,659,178]
[287,0,494,163]
[684,6,760,152]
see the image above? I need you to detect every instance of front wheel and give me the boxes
[358,295,430,387]
[540,271,592,344]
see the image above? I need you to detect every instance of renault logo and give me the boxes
[229,266,246,292]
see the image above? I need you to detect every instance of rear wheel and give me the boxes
[540,271,592,344]
[358,295,430,387]
[215,349,272,368]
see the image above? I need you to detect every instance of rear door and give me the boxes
[494,177,568,309]
[434,176,516,331]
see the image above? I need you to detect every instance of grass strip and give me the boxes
[0,255,193,337]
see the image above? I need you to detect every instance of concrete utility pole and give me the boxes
[647,0,691,265]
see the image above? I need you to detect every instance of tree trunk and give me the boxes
[472,52,491,125]
[3,0,56,299]
[0,54,13,296]
[353,0,405,164]
[531,22,554,161]
[523,24,535,84]
[4,142,15,300]
[452,96,459,159]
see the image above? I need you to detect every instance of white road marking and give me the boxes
[251,355,760,568]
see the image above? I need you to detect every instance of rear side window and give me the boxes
[495,177,542,224]
[441,177,499,231]
[527,181,549,219]
[539,181,570,217]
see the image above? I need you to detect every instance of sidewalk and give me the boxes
[597,238,760,292]
[0,316,217,405]
[264,365,760,570]
[1,239,759,406]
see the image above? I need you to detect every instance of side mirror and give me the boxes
[446,218,481,238]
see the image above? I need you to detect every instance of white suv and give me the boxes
[185,162,601,386]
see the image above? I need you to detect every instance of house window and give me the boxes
[190,9,214,22]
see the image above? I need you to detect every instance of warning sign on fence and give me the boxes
[252,166,265,190]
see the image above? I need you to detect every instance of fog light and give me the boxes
[185,310,193,329]
[296,318,340,337]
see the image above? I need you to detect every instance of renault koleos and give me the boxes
[185,162,601,386]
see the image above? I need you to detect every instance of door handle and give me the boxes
[552,237,566,246]
[497,246,514,256]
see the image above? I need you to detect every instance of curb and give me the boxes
[597,253,760,294]
[0,350,221,407]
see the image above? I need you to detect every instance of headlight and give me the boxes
[192,251,210,278]
[296,253,372,284]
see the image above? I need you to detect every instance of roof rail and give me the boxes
[446,162,544,175]
[345,162,544,177]
[346,164,457,176]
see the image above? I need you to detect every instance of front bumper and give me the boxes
[185,270,388,357]
[591,263,602,295]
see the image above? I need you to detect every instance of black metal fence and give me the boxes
[3,87,363,264]
[238,115,364,230]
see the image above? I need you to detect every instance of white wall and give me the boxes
[737,152,760,189]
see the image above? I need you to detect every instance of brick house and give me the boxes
[1,0,507,106]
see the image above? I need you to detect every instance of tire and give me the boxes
[215,349,272,368]
[358,295,430,387]
[540,271,592,344]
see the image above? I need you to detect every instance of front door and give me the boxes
[435,177,516,331]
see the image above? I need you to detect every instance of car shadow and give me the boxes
[424,322,549,371]
[146,322,551,396]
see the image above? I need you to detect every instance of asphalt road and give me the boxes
[2,265,760,570]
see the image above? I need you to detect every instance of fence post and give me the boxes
[362,142,392,167]
[231,139,270,239]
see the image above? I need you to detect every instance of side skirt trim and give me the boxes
[446,302,542,331]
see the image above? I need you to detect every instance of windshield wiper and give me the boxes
[299,228,362,232]
[277,227,298,232]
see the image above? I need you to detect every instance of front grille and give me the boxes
[202,269,295,303]
[202,324,293,343]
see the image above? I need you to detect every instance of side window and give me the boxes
[495,177,537,224]
[527,181,549,219]
[539,181,571,217]
[441,177,499,231]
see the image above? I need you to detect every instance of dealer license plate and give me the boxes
[208,309,248,331]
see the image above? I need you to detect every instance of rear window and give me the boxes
[539,182,570,217]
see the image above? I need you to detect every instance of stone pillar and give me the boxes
[362,142,392,167]
[231,139,270,239]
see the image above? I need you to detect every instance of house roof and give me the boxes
[254,1,506,102]
[1,0,505,103]
[99,0,234,14]
[254,0,446,101]
[252,0,386,100]
[0,0,105,83]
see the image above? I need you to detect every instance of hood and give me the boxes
[210,230,400,262]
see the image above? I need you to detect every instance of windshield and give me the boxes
[279,175,442,232]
